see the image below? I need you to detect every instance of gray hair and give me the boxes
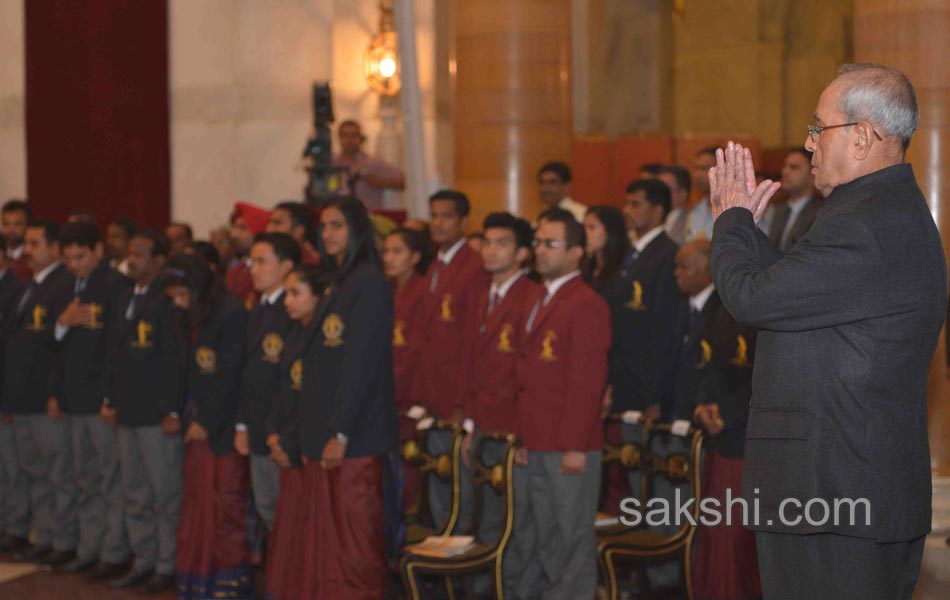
[834,63,919,149]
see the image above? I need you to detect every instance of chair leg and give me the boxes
[400,561,422,600]
[682,542,694,600]
[597,547,619,600]
[493,556,505,600]
[444,575,456,600]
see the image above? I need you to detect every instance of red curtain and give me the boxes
[25,0,170,229]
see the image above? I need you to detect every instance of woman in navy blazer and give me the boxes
[296,198,397,600]
[159,253,251,600]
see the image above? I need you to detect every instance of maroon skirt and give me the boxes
[692,449,762,600]
[265,465,306,600]
[176,441,252,599]
[265,457,387,600]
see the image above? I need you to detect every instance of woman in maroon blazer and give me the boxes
[382,227,432,513]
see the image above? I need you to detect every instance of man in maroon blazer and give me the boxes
[457,212,541,598]
[517,208,611,599]
[414,189,490,532]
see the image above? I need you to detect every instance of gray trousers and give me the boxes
[250,454,280,531]
[72,414,129,564]
[756,531,925,600]
[14,414,78,550]
[526,450,602,600]
[426,429,472,534]
[469,439,540,599]
[118,425,183,575]
[0,418,29,538]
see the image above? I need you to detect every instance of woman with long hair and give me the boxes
[161,253,251,599]
[382,227,431,515]
[582,205,631,293]
[294,197,397,598]
[263,263,329,600]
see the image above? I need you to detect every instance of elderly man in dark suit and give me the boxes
[709,64,946,600]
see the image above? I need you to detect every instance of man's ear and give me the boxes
[852,122,875,161]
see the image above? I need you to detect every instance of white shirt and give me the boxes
[686,198,714,241]
[133,283,149,296]
[544,270,581,302]
[437,237,467,266]
[8,244,23,260]
[33,261,61,285]
[634,225,665,254]
[490,270,526,302]
[690,284,715,313]
[558,197,588,223]
[262,286,284,306]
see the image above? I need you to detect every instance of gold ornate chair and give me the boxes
[599,412,650,537]
[400,432,517,600]
[597,422,704,600]
[400,416,465,544]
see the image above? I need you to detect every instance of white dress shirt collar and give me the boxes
[263,286,285,306]
[544,270,581,300]
[8,244,23,260]
[437,237,467,266]
[33,261,61,285]
[634,226,665,253]
[490,269,526,301]
[690,284,715,313]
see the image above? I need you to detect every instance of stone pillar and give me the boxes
[855,0,950,474]
[452,0,572,227]
[0,1,26,202]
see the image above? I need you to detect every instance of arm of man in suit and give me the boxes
[711,208,890,332]
[326,274,393,439]
[646,260,684,412]
[156,300,187,418]
[556,297,612,457]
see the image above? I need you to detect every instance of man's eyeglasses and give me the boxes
[807,122,883,143]
[532,238,566,249]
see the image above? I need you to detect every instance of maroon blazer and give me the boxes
[516,276,611,452]
[414,243,490,419]
[459,274,542,434]
[10,254,31,282]
[393,273,426,433]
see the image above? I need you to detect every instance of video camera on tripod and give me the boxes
[302,82,351,207]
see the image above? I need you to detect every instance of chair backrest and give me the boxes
[467,432,517,552]
[642,422,704,541]
[400,418,465,535]
[603,413,649,506]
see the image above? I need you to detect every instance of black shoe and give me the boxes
[40,549,76,568]
[139,573,176,595]
[0,535,30,553]
[86,561,131,581]
[12,544,52,563]
[54,555,97,574]
[109,568,153,589]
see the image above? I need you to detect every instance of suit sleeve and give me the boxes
[555,297,612,451]
[47,282,71,404]
[195,306,247,436]
[711,207,889,332]
[156,301,188,415]
[709,320,756,427]
[327,274,393,437]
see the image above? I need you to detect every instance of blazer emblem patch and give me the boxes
[323,313,345,347]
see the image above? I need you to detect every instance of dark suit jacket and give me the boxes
[515,276,611,452]
[600,231,683,411]
[414,243,491,419]
[459,273,542,434]
[52,261,133,414]
[2,264,66,413]
[0,270,25,398]
[767,195,821,252]
[711,164,947,542]
[299,262,397,460]
[188,294,247,455]
[110,282,188,427]
[238,291,295,456]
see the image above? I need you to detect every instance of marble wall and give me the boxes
[0,0,25,203]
